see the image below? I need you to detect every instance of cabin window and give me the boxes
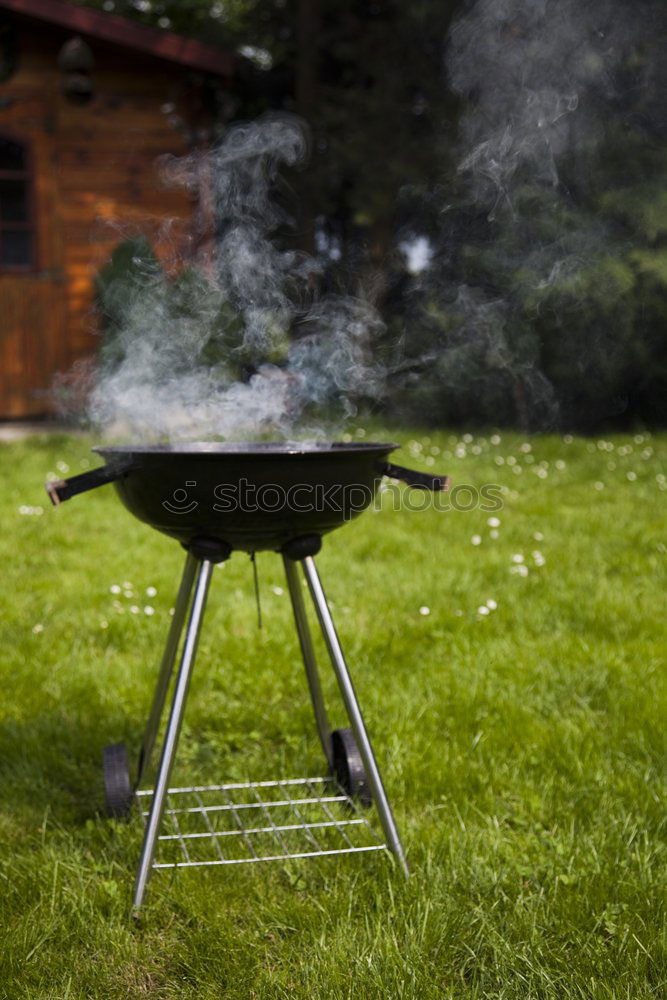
[0,136,34,269]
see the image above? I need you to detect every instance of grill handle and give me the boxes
[46,464,127,506]
[382,462,450,492]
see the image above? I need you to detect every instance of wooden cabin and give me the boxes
[0,0,236,418]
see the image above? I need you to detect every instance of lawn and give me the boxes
[0,428,665,999]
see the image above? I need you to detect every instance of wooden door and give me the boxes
[0,272,66,417]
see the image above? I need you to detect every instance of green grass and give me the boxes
[0,428,665,999]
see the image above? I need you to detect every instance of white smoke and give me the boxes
[448,0,637,218]
[86,115,385,442]
[418,0,656,427]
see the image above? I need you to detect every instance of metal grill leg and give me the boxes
[133,558,215,909]
[135,552,198,789]
[283,555,332,767]
[301,556,409,876]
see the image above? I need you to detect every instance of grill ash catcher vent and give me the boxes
[46,441,449,909]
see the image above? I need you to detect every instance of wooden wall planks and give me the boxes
[0,15,214,417]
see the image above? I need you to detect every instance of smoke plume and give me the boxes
[84,115,385,442]
[401,0,662,429]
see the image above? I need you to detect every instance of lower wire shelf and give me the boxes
[136,776,387,869]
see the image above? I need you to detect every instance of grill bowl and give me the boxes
[94,441,398,553]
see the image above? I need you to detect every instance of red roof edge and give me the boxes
[0,0,236,77]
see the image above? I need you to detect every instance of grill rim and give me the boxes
[94,440,399,457]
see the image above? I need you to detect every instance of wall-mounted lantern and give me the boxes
[57,36,95,104]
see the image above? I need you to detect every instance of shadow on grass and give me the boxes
[0,701,142,827]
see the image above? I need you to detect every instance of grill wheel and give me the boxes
[331,728,371,806]
[103,743,133,819]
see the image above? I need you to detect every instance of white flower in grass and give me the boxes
[510,564,529,577]
[455,445,466,458]
[627,471,637,482]
[477,606,490,616]
[144,606,155,616]
[272,586,284,596]
[32,623,44,634]
[56,461,70,473]
[463,433,473,444]
[532,551,546,567]
[487,516,501,528]
[555,460,566,470]
[533,531,544,541]
[511,553,525,563]
[489,529,499,540]
[110,584,121,594]
[490,434,501,445]
[536,467,548,479]
[419,606,430,616]
[146,586,157,597]
[512,465,522,475]
[563,434,573,443]
[507,455,516,466]
[594,481,605,491]
[486,599,498,610]
[495,456,505,465]
[130,605,140,615]
[99,619,108,629]
[471,534,482,546]
[519,442,532,453]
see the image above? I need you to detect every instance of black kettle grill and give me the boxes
[48,441,449,908]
